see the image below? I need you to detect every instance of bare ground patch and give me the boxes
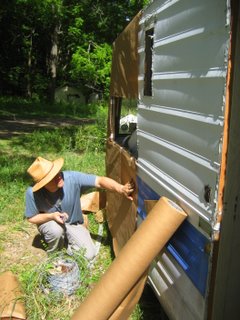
[0,223,46,273]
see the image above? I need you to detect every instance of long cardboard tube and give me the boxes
[0,271,26,319]
[108,270,149,320]
[72,197,187,320]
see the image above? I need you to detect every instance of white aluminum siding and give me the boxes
[137,0,230,230]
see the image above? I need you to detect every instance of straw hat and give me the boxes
[27,157,64,192]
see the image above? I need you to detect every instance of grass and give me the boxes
[0,96,100,119]
[19,217,113,320]
[0,97,149,320]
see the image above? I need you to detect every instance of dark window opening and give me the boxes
[144,28,154,96]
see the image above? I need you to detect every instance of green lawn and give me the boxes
[0,99,146,319]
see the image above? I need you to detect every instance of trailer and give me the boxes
[105,0,240,319]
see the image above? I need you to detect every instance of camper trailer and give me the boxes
[105,0,240,319]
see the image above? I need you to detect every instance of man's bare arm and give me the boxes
[95,176,135,200]
[28,212,69,225]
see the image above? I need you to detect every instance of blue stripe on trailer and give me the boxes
[137,176,209,296]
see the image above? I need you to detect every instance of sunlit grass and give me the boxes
[0,98,148,320]
[0,100,111,319]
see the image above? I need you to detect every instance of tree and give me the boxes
[0,0,151,100]
[70,42,112,97]
[64,0,150,97]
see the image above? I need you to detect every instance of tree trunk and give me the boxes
[47,0,61,104]
[26,30,34,98]
[47,23,59,104]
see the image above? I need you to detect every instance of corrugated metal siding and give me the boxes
[137,0,230,228]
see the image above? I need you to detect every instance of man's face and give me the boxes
[45,171,64,192]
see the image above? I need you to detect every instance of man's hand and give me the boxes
[52,212,69,224]
[28,211,69,225]
[121,180,135,200]
[95,176,135,200]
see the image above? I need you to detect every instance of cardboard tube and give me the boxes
[0,271,26,319]
[108,270,149,320]
[72,197,187,320]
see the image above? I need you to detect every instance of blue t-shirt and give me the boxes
[25,171,97,224]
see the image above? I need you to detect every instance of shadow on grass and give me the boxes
[32,233,46,250]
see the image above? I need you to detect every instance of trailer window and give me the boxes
[110,97,138,158]
[119,99,137,134]
[144,28,154,96]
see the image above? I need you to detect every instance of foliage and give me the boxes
[71,43,112,97]
[0,0,151,100]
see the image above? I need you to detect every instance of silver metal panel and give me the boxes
[138,132,217,222]
[137,0,230,226]
[148,251,205,320]
[136,1,230,319]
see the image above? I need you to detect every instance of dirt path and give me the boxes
[0,116,94,139]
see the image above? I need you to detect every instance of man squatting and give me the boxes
[25,156,134,260]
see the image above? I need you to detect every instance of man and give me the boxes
[25,156,134,260]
